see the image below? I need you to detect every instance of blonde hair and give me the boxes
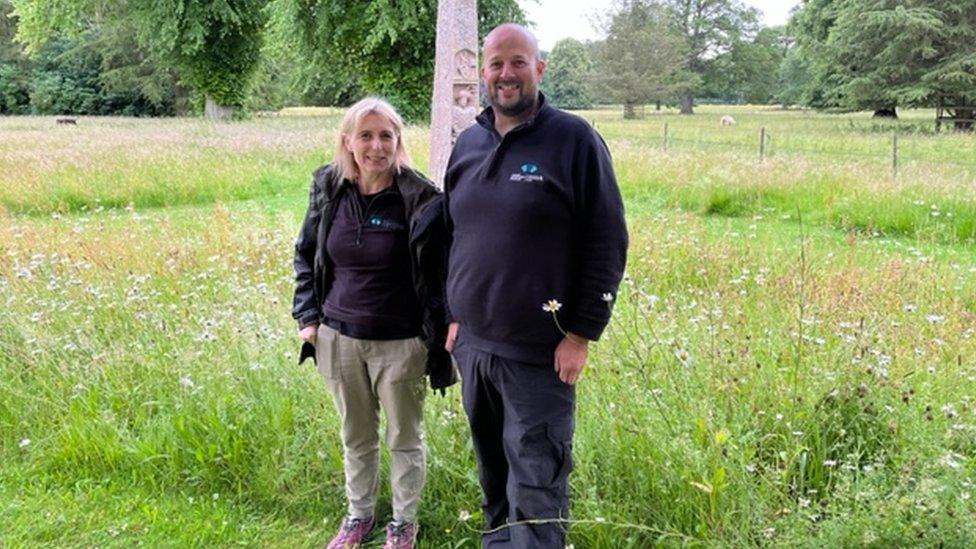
[334,97,411,181]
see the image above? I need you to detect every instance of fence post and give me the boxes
[892,132,898,179]
[759,127,766,162]
[663,122,669,152]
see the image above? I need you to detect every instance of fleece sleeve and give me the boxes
[441,147,460,325]
[563,127,628,341]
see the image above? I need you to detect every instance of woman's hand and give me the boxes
[298,324,318,343]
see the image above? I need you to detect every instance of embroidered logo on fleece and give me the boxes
[365,215,405,231]
[509,162,544,182]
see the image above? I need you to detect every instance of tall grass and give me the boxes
[3,107,975,245]
[2,107,976,546]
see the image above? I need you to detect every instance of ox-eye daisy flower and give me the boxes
[542,299,562,313]
[542,299,566,335]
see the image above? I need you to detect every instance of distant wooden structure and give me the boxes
[935,99,975,132]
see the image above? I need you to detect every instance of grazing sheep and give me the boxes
[721,115,736,126]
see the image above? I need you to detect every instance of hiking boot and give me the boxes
[382,521,418,549]
[326,516,375,549]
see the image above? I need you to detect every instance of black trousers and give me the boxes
[454,336,576,548]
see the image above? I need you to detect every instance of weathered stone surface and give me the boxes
[429,0,479,188]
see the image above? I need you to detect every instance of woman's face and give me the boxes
[345,113,398,181]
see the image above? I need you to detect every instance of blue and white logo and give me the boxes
[511,162,544,182]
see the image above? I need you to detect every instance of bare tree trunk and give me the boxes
[872,107,897,119]
[679,91,694,115]
[173,81,190,117]
[955,108,974,132]
[623,101,638,120]
[205,95,234,121]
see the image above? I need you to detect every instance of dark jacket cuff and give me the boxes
[297,312,321,329]
[564,315,607,342]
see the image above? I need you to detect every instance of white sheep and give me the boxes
[720,115,736,126]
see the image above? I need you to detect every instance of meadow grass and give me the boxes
[2,106,976,547]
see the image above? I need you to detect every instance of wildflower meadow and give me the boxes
[2,105,975,547]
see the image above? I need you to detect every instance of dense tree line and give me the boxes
[0,1,177,115]
[2,0,972,124]
[543,0,772,117]
[1,0,522,120]
[541,0,973,129]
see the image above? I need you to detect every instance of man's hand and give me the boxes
[445,322,459,352]
[555,332,589,384]
[298,324,318,344]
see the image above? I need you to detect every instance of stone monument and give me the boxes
[429,0,479,188]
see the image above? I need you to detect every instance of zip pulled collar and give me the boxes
[342,180,399,246]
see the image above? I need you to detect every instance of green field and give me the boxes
[2,105,976,547]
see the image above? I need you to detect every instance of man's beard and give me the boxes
[491,86,536,118]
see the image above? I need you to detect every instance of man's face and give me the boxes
[482,29,544,119]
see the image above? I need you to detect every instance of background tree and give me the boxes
[824,0,975,125]
[257,7,361,111]
[11,0,267,119]
[773,29,814,107]
[786,0,838,109]
[1,0,175,115]
[702,25,789,104]
[271,0,524,121]
[788,0,976,126]
[663,0,759,114]
[591,0,685,119]
[541,38,593,110]
[0,0,30,113]
[792,0,901,117]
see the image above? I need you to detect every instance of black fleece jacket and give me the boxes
[444,94,628,364]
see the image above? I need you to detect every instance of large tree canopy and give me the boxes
[11,0,267,118]
[272,0,524,121]
[591,0,685,118]
[541,38,593,110]
[0,0,176,115]
[826,0,976,110]
[790,0,976,123]
[702,25,789,104]
[664,0,759,114]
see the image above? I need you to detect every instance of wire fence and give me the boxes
[619,123,976,178]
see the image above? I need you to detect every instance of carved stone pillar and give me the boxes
[429,0,479,188]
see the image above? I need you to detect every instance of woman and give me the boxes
[292,97,453,549]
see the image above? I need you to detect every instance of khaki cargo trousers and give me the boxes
[315,324,428,523]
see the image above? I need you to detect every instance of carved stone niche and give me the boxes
[451,82,479,139]
[454,48,477,80]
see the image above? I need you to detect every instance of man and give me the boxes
[443,23,628,548]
